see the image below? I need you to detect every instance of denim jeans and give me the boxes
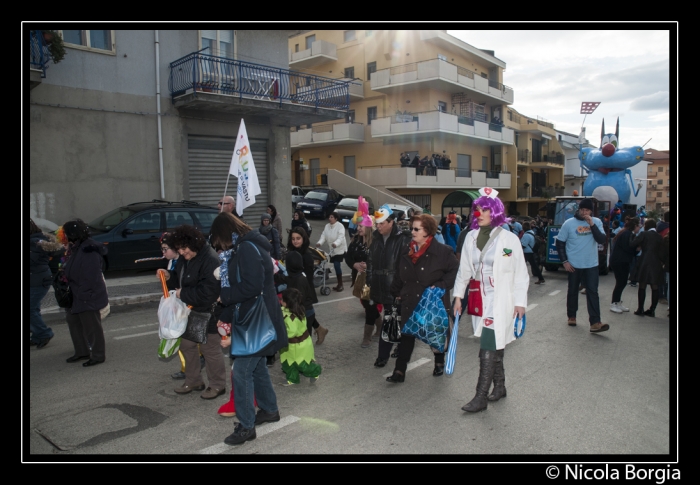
[232,355,278,429]
[29,285,53,342]
[332,260,343,277]
[566,266,601,325]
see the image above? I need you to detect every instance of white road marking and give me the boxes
[548,290,561,296]
[114,330,160,340]
[314,296,356,306]
[383,357,431,378]
[199,415,300,454]
[526,304,538,312]
[105,322,158,333]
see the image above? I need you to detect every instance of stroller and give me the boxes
[308,246,332,296]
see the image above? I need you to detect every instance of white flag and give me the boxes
[229,119,261,216]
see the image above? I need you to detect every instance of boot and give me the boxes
[372,316,382,340]
[461,349,497,412]
[487,349,506,401]
[218,389,258,417]
[333,275,344,292]
[361,324,374,348]
[315,325,329,345]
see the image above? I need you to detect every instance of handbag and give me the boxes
[401,286,449,352]
[352,272,371,301]
[230,242,278,357]
[381,300,402,343]
[465,227,503,317]
[181,308,210,344]
[52,270,73,308]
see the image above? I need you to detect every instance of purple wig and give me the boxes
[470,195,511,230]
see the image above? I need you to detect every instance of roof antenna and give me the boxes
[642,138,652,148]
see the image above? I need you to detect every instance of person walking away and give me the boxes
[279,288,322,385]
[608,218,639,314]
[630,219,665,317]
[442,211,461,253]
[555,198,608,332]
[316,212,348,292]
[29,218,63,348]
[452,187,529,412]
[521,222,545,285]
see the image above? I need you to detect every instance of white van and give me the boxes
[292,186,306,207]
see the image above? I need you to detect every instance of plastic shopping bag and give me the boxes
[158,290,190,339]
[401,286,449,352]
[158,337,181,359]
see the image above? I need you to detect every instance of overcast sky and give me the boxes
[447,29,672,151]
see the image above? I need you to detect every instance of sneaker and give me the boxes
[589,322,609,333]
[201,387,226,399]
[567,317,577,326]
[254,409,281,425]
[224,423,256,445]
[35,336,53,349]
[618,301,630,312]
[171,371,186,380]
[610,303,623,314]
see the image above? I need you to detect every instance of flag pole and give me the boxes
[220,174,232,213]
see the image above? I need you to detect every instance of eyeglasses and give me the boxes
[411,227,422,232]
[161,247,170,252]
[218,202,231,206]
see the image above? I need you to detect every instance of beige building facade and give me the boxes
[643,148,671,212]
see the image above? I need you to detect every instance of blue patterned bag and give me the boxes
[401,286,449,352]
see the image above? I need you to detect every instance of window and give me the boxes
[658,166,663,172]
[305,35,315,50]
[62,30,114,52]
[657,192,662,197]
[200,30,233,58]
[438,101,447,113]
[482,156,488,170]
[344,67,355,79]
[166,212,194,231]
[657,179,663,184]
[367,61,377,81]
[127,212,162,233]
[515,133,520,148]
[367,106,377,125]
[457,154,471,177]
[344,30,356,42]
[481,72,488,79]
[345,110,355,123]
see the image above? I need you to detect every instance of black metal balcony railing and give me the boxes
[169,52,350,110]
[29,30,50,78]
[518,149,531,163]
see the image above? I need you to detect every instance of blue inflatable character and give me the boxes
[578,118,645,204]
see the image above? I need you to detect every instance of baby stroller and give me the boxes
[308,246,332,296]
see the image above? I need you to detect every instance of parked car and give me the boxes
[295,188,344,219]
[74,200,220,272]
[387,204,417,222]
[335,196,375,229]
[292,185,306,208]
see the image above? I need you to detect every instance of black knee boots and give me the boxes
[462,349,498,412]
[487,349,506,401]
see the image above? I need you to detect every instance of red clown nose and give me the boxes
[602,143,616,157]
[473,211,481,218]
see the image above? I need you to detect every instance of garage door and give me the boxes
[187,135,269,224]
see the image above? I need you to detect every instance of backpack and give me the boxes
[525,230,544,256]
[509,224,524,239]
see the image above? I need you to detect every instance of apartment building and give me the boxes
[288,29,565,218]
[28,28,347,227]
[643,148,671,212]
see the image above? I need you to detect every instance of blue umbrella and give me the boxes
[445,312,460,376]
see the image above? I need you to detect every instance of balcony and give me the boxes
[28,30,50,89]
[291,122,365,148]
[370,58,514,105]
[337,77,364,101]
[370,110,513,146]
[169,52,349,126]
[357,165,511,190]
[289,40,337,69]
[647,197,657,203]
[517,186,564,199]
[531,151,565,167]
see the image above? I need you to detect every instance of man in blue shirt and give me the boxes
[555,198,609,333]
[521,222,545,284]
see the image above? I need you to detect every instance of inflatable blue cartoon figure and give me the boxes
[578,118,645,205]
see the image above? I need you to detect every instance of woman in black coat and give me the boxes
[609,218,640,314]
[61,219,109,367]
[387,214,458,383]
[630,218,665,317]
[290,209,312,239]
[210,212,288,445]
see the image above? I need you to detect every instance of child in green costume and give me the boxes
[280,288,322,385]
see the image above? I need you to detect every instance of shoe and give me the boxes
[82,359,104,367]
[218,393,237,417]
[535,280,545,285]
[254,409,281,425]
[391,347,400,358]
[315,325,329,345]
[644,309,656,317]
[634,309,645,316]
[374,358,388,368]
[618,301,630,312]
[35,336,53,349]
[567,317,577,326]
[171,371,186,380]
[589,322,610,333]
[433,364,445,377]
[224,423,257,445]
[610,303,623,314]
[201,387,226,399]
[629,282,637,287]
[386,371,405,383]
[266,355,275,367]
[174,383,205,394]
[66,355,90,363]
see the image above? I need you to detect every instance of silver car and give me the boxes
[292,186,306,208]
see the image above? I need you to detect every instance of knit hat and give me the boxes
[579,198,594,211]
[261,213,272,222]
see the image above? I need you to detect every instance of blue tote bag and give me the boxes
[401,286,449,353]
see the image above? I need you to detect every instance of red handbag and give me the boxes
[467,278,483,316]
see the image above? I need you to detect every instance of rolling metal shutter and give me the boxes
[187,135,269,224]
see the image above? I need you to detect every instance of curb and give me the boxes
[43,293,163,315]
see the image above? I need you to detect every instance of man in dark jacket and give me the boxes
[366,207,411,366]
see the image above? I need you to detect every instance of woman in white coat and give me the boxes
[452,187,529,413]
[316,211,348,291]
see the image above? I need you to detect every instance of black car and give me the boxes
[78,200,220,272]
[295,188,344,219]
[335,196,375,229]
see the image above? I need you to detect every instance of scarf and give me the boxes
[218,232,239,288]
[476,225,494,252]
[408,235,433,264]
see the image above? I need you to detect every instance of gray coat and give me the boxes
[630,229,665,286]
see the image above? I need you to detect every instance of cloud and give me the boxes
[629,91,670,111]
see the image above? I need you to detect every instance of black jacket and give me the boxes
[610,229,637,265]
[63,238,109,314]
[30,231,63,287]
[257,226,281,259]
[172,245,221,333]
[286,242,318,304]
[366,223,411,306]
[275,252,315,311]
[219,231,288,356]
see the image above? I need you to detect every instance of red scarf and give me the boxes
[408,236,433,263]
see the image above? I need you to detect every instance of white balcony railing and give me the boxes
[357,166,511,190]
[289,40,337,67]
[291,122,365,148]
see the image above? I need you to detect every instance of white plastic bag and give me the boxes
[158,290,190,339]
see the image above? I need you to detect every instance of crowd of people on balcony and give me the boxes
[399,152,452,176]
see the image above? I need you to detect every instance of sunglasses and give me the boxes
[411,227,422,232]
